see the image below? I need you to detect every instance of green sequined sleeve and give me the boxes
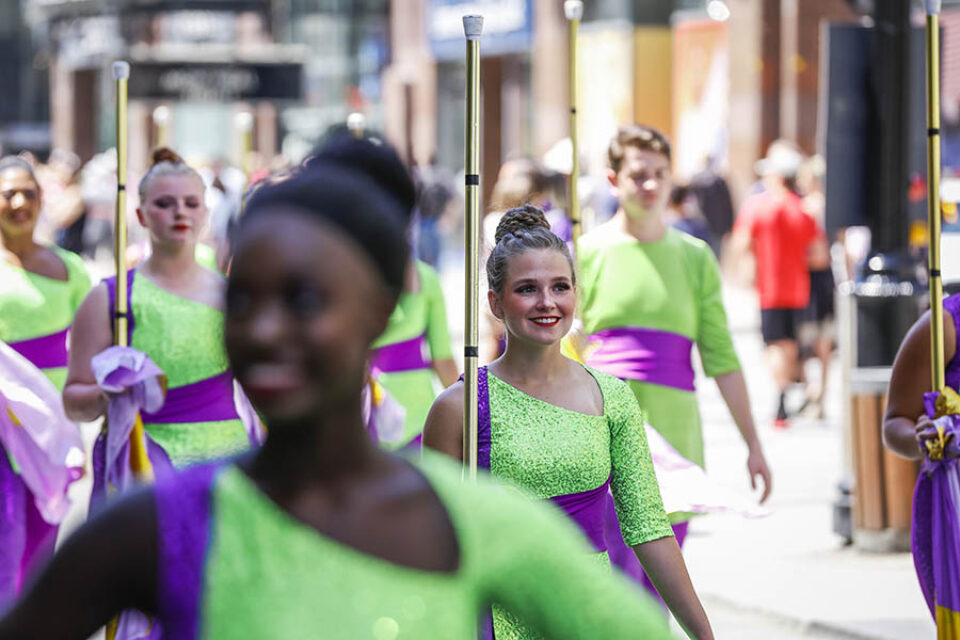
[476,481,672,639]
[602,374,674,546]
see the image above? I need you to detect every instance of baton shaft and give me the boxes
[927,14,945,391]
[463,34,481,481]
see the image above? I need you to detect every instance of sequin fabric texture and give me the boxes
[487,367,673,639]
[197,455,671,639]
[131,275,250,466]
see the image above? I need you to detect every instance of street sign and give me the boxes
[127,61,302,101]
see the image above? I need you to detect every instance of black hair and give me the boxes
[487,205,575,294]
[241,162,410,298]
[669,185,689,207]
[304,133,417,223]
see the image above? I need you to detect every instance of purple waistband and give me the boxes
[549,474,613,552]
[587,327,696,392]
[371,334,431,373]
[142,371,240,425]
[9,328,69,371]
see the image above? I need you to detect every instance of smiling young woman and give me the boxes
[423,205,714,639]
[0,152,673,640]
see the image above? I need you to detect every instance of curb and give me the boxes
[701,594,890,640]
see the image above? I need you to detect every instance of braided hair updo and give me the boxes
[487,205,575,294]
[138,147,205,202]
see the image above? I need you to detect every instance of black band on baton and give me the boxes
[931,268,942,278]
[464,346,479,358]
[465,174,480,186]
[929,128,941,137]
[117,185,126,191]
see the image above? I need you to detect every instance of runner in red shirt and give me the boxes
[734,143,823,426]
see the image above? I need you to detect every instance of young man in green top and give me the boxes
[577,126,772,582]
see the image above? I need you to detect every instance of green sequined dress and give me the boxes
[486,366,673,639]
[129,274,250,467]
[164,452,671,639]
[0,246,90,390]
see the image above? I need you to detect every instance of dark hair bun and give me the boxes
[306,133,417,221]
[494,205,550,244]
[151,147,184,167]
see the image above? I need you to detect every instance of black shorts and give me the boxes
[761,308,803,344]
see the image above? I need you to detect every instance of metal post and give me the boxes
[564,1,583,247]
[927,0,945,391]
[462,15,483,481]
[113,61,153,483]
[113,62,130,348]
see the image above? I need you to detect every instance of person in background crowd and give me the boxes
[689,154,735,256]
[0,154,89,603]
[0,156,91,390]
[0,156,674,640]
[578,126,772,589]
[796,155,834,419]
[665,184,714,250]
[64,148,257,471]
[732,142,826,427]
[415,155,456,268]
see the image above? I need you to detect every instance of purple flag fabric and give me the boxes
[361,372,407,446]
[586,327,696,392]
[912,390,960,636]
[89,346,173,505]
[0,341,83,606]
[0,341,83,523]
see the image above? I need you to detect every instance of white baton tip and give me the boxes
[112,61,130,80]
[927,0,942,14]
[564,0,584,20]
[463,15,484,40]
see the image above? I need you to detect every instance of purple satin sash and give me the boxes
[9,328,69,370]
[587,327,696,392]
[944,294,960,393]
[476,366,607,551]
[550,475,612,552]
[142,371,240,425]
[371,334,431,373]
[156,463,219,640]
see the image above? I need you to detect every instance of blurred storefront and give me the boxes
[27,0,306,174]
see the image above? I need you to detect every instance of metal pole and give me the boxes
[927,0,945,392]
[564,1,583,247]
[113,61,153,483]
[113,62,130,348]
[463,15,483,481]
